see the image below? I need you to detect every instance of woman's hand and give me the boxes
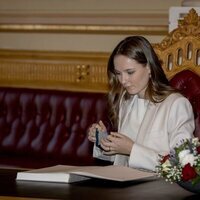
[100,132,134,155]
[88,120,107,143]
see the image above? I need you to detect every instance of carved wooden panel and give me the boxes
[0,51,109,93]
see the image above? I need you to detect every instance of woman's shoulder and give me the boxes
[166,92,183,99]
[164,92,191,105]
[152,92,192,112]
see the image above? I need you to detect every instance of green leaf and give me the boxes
[192,176,200,185]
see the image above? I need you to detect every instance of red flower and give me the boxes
[161,155,170,163]
[197,146,200,154]
[182,163,197,181]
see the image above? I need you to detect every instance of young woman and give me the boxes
[88,36,194,171]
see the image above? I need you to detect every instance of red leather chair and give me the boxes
[153,9,200,139]
[170,70,200,139]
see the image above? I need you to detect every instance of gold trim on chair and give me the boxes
[153,8,200,79]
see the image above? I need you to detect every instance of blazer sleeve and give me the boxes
[128,96,195,171]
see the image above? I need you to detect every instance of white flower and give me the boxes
[178,149,190,161]
[192,137,200,146]
[192,138,199,143]
[161,159,172,172]
[179,151,196,167]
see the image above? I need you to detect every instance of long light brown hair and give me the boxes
[107,36,177,129]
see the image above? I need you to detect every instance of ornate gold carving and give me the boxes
[179,8,200,27]
[76,65,90,82]
[153,8,200,79]
[0,50,109,93]
[153,8,200,51]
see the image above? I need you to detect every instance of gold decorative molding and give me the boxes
[1,9,200,93]
[0,24,167,35]
[0,11,168,35]
[0,50,110,93]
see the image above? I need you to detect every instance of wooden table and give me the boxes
[0,168,199,200]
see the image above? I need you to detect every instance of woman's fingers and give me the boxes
[110,132,123,138]
[100,139,112,152]
[88,123,98,142]
[88,121,108,143]
[101,132,134,155]
[99,120,107,132]
[100,139,116,155]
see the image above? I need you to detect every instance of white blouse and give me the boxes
[119,95,149,141]
[113,95,149,166]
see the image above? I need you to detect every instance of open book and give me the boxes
[16,165,156,184]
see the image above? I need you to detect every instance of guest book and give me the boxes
[16,165,156,184]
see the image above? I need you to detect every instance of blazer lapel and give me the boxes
[136,102,157,143]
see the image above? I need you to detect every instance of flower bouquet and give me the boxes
[156,137,200,193]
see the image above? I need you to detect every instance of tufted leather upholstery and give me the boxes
[0,87,111,168]
[170,70,200,139]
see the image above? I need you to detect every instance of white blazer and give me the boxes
[93,93,195,171]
